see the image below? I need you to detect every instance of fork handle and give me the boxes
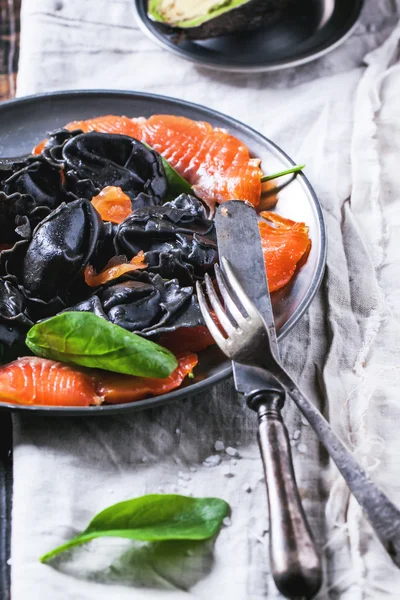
[251,392,322,600]
[271,365,400,569]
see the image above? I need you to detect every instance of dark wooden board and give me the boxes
[0,2,19,596]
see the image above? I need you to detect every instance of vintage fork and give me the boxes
[196,257,400,572]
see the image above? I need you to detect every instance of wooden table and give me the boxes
[0,3,21,598]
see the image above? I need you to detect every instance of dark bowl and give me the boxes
[134,0,364,72]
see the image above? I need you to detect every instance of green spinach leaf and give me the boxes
[26,312,178,378]
[143,142,193,200]
[40,494,230,562]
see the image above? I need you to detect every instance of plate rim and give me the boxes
[0,89,326,414]
[133,0,364,73]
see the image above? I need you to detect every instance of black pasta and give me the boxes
[14,198,103,302]
[0,130,221,364]
[115,194,217,285]
[116,194,214,254]
[144,234,218,286]
[61,132,168,206]
[0,278,33,363]
[68,271,204,337]
[40,128,82,166]
[1,156,72,211]
[0,154,76,247]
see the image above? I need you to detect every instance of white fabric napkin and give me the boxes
[11,1,400,598]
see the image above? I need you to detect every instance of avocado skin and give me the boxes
[151,0,296,40]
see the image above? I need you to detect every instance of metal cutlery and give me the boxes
[197,200,400,591]
[199,200,322,599]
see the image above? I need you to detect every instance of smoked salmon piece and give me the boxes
[96,353,199,404]
[0,357,101,407]
[34,114,263,210]
[158,325,215,354]
[0,354,198,407]
[259,211,311,292]
[84,252,148,287]
[91,186,133,224]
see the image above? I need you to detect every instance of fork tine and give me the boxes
[214,263,247,325]
[221,257,261,320]
[196,281,229,349]
[204,273,236,335]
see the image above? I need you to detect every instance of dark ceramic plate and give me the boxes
[0,90,326,414]
[134,0,364,72]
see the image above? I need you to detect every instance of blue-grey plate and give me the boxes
[0,89,326,414]
[134,0,364,72]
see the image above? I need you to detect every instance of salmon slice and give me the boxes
[259,211,311,292]
[96,353,198,404]
[65,115,143,138]
[158,325,215,354]
[0,354,198,407]
[34,114,263,210]
[0,357,101,406]
[84,251,148,288]
[91,185,133,224]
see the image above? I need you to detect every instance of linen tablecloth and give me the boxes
[11,1,400,598]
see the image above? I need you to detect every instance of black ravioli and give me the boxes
[116,195,217,285]
[68,272,204,337]
[62,132,168,205]
[40,128,82,166]
[0,156,74,246]
[21,198,103,302]
[2,157,72,211]
[116,194,214,255]
[0,278,33,363]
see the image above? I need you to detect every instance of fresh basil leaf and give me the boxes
[26,312,178,378]
[143,142,193,201]
[40,494,230,562]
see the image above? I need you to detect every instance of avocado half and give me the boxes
[148,0,295,40]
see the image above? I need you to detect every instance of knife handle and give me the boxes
[251,392,322,600]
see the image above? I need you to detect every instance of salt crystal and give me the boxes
[301,416,308,426]
[214,440,225,451]
[298,443,308,454]
[293,429,301,440]
[242,483,252,493]
[175,428,181,435]
[226,446,240,458]
[189,467,197,473]
[178,471,191,481]
[203,455,221,467]
[223,517,232,527]
[6,558,11,566]
[222,465,234,477]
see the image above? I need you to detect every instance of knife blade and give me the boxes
[214,200,282,396]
